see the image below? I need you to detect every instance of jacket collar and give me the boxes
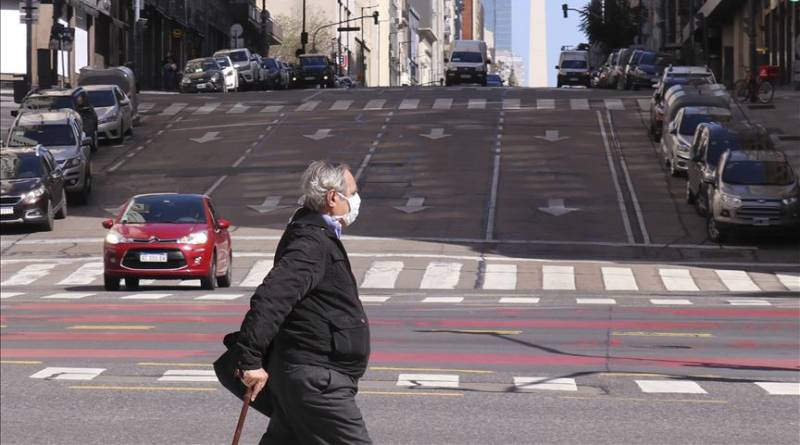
[291,207,338,239]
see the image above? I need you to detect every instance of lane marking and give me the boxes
[715,270,759,292]
[536,99,555,110]
[485,112,503,240]
[0,360,43,365]
[727,299,771,306]
[542,265,575,290]
[361,261,403,289]
[364,99,385,110]
[296,100,320,111]
[330,100,353,111]
[398,99,419,110]
[41,292,95,300]
[137,362,212,367]
[659,268,699,292]
[482,264,517,290]
[159,370,217,382]
[650,299,693,305]
[432,98,452,109]
[194,294,243,301]
[226,103,250,114]
[606,110,650,244]
[467,99,486,109]
[58,261,103,285]
[577,298,617,304]
[425,329,521,335]
[502,98,520,110]
[239,259,272,288]
[635,380,707,394]
[421,296,464,303]
[361,391,462,397]
[397,374,459,388]
[370,367,493,374]
[259,105,283,113]
[359,295,390,303]
[0,292,24,299]
[601,267,638,291]
[193,102,220,115]
[561,396,725,404]
[612,331,713,338]
[119,293,171,300]
[158,103,187,116]
[637,99,650,112]
[68,325,155,330]
[204,174,228,196]
[597,111,635,243]
[498,297,540,304]
[755,382,800,395]
[420,262,462,289]
[570,98,590,110]
[70,385,216,392]
[30,367,105,381]
[604,99,624,110]
[776,273,800,291]
[514,377,577,391]
[2,263,57,286]
[354,112,393,181]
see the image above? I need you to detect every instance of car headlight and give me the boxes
[23,186,46,204]
[323,75,328,80]
[720,192,742,208]
[782,196,799,206]
[99,113,118,124]
[212,73,221,81]
[63,157,81,169]
[105,231,130,245]
[178,231,208,245]
[182,77,191,84]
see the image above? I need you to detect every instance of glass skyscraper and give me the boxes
[483,0,512,50]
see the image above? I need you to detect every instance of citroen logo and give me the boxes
[149,236,159,243]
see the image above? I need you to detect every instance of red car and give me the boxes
[102,193,233,291]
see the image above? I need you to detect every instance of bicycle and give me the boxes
[733,66,775,104]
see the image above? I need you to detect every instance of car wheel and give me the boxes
[707,216,727,244]
[217,252,233,288]
[201,253,217,290]
[104,274,120,291]
[55,190,68,219]
[40,199,54,231]
[125,277,140,290]
[685,182,696,204]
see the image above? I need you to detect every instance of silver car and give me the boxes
[6,110,93,203]
[83,85,133,143]
[662,106,732,176]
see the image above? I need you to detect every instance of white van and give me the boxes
[213,48,262,89]
[556,49,591,88]
[445,40,490,86]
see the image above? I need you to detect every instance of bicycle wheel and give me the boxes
[732,80,749,102]
[757,80,774,104]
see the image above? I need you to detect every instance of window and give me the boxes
[722,161,795,186]
[679,114,724,136]
[87,90,116,107]
[8,124,76,147]
[301,56,328,67]
[227,51,249,62]
[22,95,73,111]
[450,52,483,63]
[114,88,126,102]
[121,195,208,224]
[560,60,587,69]
[0,155,43,179]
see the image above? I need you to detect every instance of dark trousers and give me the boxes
[260,354,372,445]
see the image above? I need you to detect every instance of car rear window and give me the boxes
[679,114,724,135]
[301,56,328,67]
[121,195,207,224]
[722,161,795,186]
[8,124,75,147]
[87,90,116,107]
[22,95,73,110]
[215,58,231,67]
[227,51,249,62]
[262,58,278,69]
[561,60,587,69]
[0,155,43,179]
[451,52,483,63]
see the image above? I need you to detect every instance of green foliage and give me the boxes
[578,0,645,52]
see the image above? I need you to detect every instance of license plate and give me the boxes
[305,76,315,80]
[460,74,471,79]
[0,207,13,215]
[569,77,578,81]
[196,83,206,89]
[140,253,168,263]
[752,217,770,226]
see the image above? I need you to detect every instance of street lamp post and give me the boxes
[360,4,379,86]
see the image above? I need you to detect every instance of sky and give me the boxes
[511,0,585,87]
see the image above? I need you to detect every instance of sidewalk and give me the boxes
[739,86,800,172]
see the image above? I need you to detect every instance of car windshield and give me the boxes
[226,51,249,62]
[215,58,231,67]
[87,90,116,107]
[706,138,740,167]
[301,56,327,67]
[722,161,795,186]
[22,95,73,110]
[451,52,483,63]
[0,155,43,180]
[680,114,724,135]
[186,60,218,73]
[121,195,207,224]
[261,58,278,69]
[561,59,587,69]
[8,124,75,146]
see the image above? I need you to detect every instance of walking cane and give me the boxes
[231,386,253,445]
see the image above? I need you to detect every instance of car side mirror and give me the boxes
[217,218,231,230]
[11,110,18,117]
[81,136,93,147]
[554,65,559,69]
[120,99,130,106]
[102,219,114,229]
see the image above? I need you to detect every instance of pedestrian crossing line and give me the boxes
[0,292,24,299]
[755,382,800,395]
[502,99,520,110]
[604,99,625,110]
[514,377,578,392]
[498,297,540,304]
[194,294,243,300]
[421,296,464,303]
[467,99,486,109]
[227,103,249,114]
[2,263,57,286]
[158,370,217,382]
[432,98,453,110]
[659,268,699,292]
[420,262,462,289]
[397,374,460,388]
[482,264,517,290]
[727,299,771,306]
[576,298,617,305]
[570,98,590,110]
[715,270,759,292]
[635,380,707,394]
[58,262,104,286]
[119,293,171,300]
[239,259,272,288]
[536,99,555,110]
[361,261,404,289]
[41,292,95,300]
[30,367,106,381]
[542,266,575,290]
[650,299,693,305]
[364,99,386,110]
[158,103,187,116]
[138,102,155,112]
[178,280,201,287]
[296,100,320,112]
[601,267,638,291]
[637,99,650,112]
[776,273,800,291]
[330,100,353,111]
[193,102,220,115]
[259,105,283,113]
[360,295,391,303]
[398,99,419,110]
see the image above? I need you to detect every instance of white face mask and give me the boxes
[335,191,361,226]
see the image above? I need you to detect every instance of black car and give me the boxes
[625,51,673,90]
[260,57,286,89]
[297,54,336,88]
[180,58,227,93]
[0,146,68,231]
[14,88,99,152]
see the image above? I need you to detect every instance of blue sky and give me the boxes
[511,0,585,86]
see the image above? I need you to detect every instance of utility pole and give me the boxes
[302,0,307,55]
[24,0,34,92]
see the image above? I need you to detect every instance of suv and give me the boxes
[650,76,714,141]
[662,106,732,176]
[706,150,800,243]
[625,51,673,89]
[660,65,716,85]
[687,122,774,216]
[297,54,336,88]
[0,145,68,231]
[6,110,93,203]
[260,57,286,89]
[14,87,99,152]
[213,49,261,90]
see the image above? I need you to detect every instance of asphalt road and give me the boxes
[2,85,799,444]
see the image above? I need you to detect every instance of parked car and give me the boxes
[705,150,800,243]
[610,48,636,90]
[486,74,503,87]
[83,85,133,143]
[687,122,775,216]
[625,51,673,89]
[213,49,261,90]
[279,61,293,87]
[78,65,140,125]
[181,57,231,93]
[297,54,336,88]
[662,105,732,176]
[0,145,67,230]
[335,75,355,88]
[660,65,717,85]
[649,76,714,141]
[6,110,93,203]
[102,193,233,291]
[260,57,285,89]
[593,50,618,89]
[660,82,730,146]
[15,87,99,152]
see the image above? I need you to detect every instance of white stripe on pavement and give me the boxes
[364,99,386,110]
[239,259,273,288]
[727,299,771,306]
[360,261,403,289]
[420,262,462,289]
[432,98,453,110]
[576,298,616,305]
[0,292,24,299]
[755,382,800,395]
[2,263,57,286]
[776,273,800,291]
[467,99,486,109]
[397,374,459,388]
[194,102,220,115]
[30,367,105,381]
[194,294,244,300]
[601,267,638,291]
[542,265,575,290]
[650,299,693,305]
[159,103,187,116]
[159,370,217,382]
[259,105,283,113]
[636,380,707,394]
[604,99,624,110]
[421,296,464,303]
[637,99,650,112]
[227,103,249,114]
[398,99,419,110]
[138,102,155,112]
[659,268,699,291]
[498,297,540,304]
[330,100,353,111]
[482,264,517,290]
[296,101,320,111]
[41,292,95,300]
[120,293,171,300]
[715,270,759,292]
[570,99,590,110]
[536,99,555,110]
[514,377,578,391]
[502,98,520,110]
[360,295,390,303]
[58,262,104,285]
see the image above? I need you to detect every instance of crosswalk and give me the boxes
[1,258,798,293]
[136,96,655,116]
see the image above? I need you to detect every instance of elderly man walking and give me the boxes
[235,161,372,445]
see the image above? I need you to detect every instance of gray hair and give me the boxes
[300,160,350,211]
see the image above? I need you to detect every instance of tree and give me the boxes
[271,14,335,63]
[508,69,519,87]
[578,0,645,53]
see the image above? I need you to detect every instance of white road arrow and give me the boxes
[393,197,429,214]
[303,129,332,140]
[248,196,288,214]
[419,128,451,140]
[534,130,569,143]
[190,131,222,144]
[538,199,580,216]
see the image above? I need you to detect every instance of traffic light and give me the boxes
[562,4,568,18]
[373,11,379,25]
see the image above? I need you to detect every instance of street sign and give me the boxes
[230,23,243,38]
[337,27,360,32]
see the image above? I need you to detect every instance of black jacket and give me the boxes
[234,207,370,378]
